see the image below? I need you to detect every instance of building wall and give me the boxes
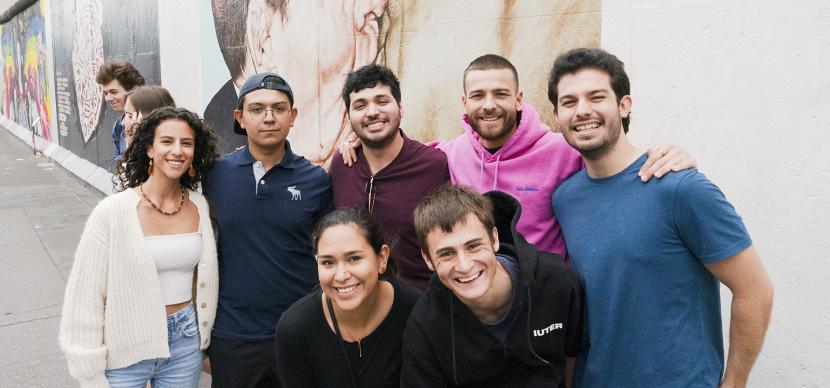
[601,0,830,385]
[0,0,827,385]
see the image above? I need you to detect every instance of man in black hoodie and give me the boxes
[404,185,584,387]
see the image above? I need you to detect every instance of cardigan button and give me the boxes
[200,282,206,287]
[202,321,208,327]
[201,303,207,308]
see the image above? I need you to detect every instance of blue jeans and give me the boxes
[105,303,203,388]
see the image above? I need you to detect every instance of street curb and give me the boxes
[1,116,113,196]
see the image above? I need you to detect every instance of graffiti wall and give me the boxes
[200,0,602,162]
[0,1,52,141]
[2,0,599,168]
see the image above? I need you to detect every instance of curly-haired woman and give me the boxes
[60,107,220,388]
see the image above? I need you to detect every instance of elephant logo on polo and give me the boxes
[287,186,302,200]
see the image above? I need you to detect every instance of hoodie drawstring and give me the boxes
[525,285,550,365]
[478,151,503,192]
[450,297,459,385]
[492,154,501,191]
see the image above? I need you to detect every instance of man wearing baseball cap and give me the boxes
[202,73,332,387]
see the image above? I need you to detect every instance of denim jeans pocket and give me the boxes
[182,312,199,337]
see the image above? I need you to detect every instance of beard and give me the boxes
[356,124,399,149]
[469,109,520,143]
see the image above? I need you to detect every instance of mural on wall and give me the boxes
[203,0,601,163]
[51,0,160,169]
[0,1,52,141]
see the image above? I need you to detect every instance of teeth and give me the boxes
[575,123,600,132]
[336,285,357,294]
[457,271,482,283]
[480,116,500,122]
[366,122,384,129]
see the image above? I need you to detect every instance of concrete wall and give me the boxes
[601,0,830,385]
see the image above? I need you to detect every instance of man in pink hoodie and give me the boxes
[341,54,694,259]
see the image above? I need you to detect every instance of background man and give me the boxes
[202,72,332,387]
[550,48,774,387]
[403,185,584,386]
[331,64,449,289]
[95,60,144,162]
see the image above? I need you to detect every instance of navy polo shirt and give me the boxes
[202,142,332,341]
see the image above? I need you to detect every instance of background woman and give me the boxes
[276,208,421,387]
[59,107,219,387]
[122,85,176,149]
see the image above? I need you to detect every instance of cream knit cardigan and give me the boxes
[59,189,218,388]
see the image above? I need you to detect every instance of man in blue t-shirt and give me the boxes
[548,48,773,387]
[202,72,332,387]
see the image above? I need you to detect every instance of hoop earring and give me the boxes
[188,165,196,178]
[147,159,154,176]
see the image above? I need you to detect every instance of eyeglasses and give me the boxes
[366,176,376,214]
[246,106,290,121]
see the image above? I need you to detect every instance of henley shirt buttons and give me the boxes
[202,321,208,327]
[260,180,265,185]
[200,282,206,287]
[201,303,207,308]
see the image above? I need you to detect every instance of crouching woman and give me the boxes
[276,208,421,387]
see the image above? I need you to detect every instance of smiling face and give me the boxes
[234,88,298,153]
[146,119,195,182]
[102,79,130,113]
[554,68,632,160]
[347,83,402,149]
[122,97,139,146]
[317,223,389,311]
[423,213,502,304]
[462,68,523,149]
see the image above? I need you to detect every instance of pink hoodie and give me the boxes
[435,103,583,258]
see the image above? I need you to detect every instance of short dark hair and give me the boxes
[341,64,401,109]
[128,85,176,117]
[114,107,219,191]
[547,48,631,133]
[96,60,145,90]
[463,54,519,93]
[212,0,287,82]
[414,184,495,257]
[313,208,398,280]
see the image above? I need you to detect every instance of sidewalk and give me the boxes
[0,128,210,386]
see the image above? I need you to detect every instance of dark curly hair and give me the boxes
[114,107,219,191]
[96,60,145,90]
[341,64,401,109]
[313,207,398,281]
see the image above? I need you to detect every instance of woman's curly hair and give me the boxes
[114,107,219,191]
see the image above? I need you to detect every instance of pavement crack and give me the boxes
[0,314,61,328]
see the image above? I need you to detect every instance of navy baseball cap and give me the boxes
[233,72,294,135]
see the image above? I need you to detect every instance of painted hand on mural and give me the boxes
[208,0,389,163]
[72,0,104,143]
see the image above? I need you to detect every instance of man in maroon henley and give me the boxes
[330,64,449,289]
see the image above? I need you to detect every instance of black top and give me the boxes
[401,191,586,387]
[276,281,421,388]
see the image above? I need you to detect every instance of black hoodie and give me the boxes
[401,191,585,387]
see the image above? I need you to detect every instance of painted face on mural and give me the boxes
[347,83,402,149]
[553,68,631,159]
[102,80,130,113]
[234,88,298,153]
[227,0,388,162]
[462,68,523,150]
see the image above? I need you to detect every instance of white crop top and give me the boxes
[144,232,202,305]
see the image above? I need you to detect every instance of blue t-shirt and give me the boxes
[485,254,522,343]
[552,153,751,387]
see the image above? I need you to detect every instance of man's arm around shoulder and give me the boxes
[706,245,774,388]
